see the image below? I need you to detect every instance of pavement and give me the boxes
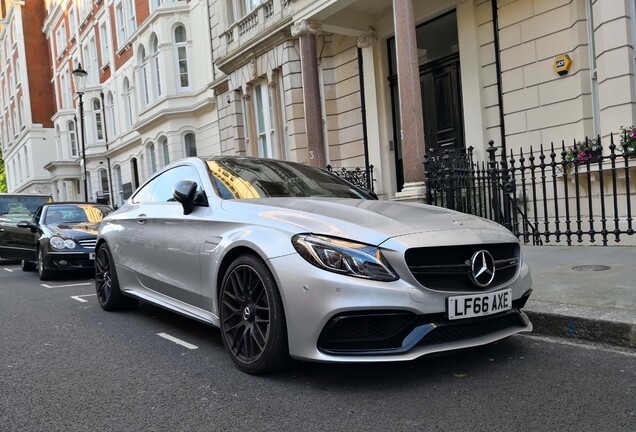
[521,245,636,349]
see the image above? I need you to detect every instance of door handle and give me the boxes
[136,214,147,224]
[0,228,4,232]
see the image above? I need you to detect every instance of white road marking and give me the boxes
[157,333,198,350]
[4,268,13,272]
[520,334,636,357]
[41,282,92,289]
[71,294,96,303]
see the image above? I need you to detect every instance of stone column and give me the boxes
[291,20,325,167]
[392,0,427,201]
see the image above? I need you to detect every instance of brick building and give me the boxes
[0,0,57,194]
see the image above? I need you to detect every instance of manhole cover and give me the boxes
[570,265,611,272]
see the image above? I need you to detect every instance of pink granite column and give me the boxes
[393,0,426,185]
[291,20,326,167]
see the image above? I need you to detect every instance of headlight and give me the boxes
[50,237,66,250]
[50,237,77,250]
[292,234,398,281]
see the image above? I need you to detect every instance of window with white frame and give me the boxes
[24,147,30,178]
[174,25,190,91]
[184,133,197,157]
[60,71,72,109]
[79,0,91,21]
[99,22,110,67]
[99,169,110,201]
[56,23,67,58]
[68,6,77,39]
[17,152,22,182]
[83,41,98,86]
[114,165,124,207]
[92,98,104,142]
[14,59,20,87]
[68,120,78,158]
[138,46,150,106]
[123,77,133,126]
[151,0,176,11]
[252,82,279,158]
[126,0,137,36]
[20,98,26,129]
[161,138,170,166]
[148,143,157,173]
[115,0,136,48]
[225,0,262,25]
[107,91,117,138]
[15,101,22,133]
[11,107,20,136]
[150,34,162,98]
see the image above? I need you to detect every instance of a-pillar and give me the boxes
[392,0,427,202]
[291,20,325,167]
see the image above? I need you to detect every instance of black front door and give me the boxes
[421,54,464,151]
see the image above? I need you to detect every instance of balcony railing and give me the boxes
[219,0,293,58]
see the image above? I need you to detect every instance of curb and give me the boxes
[524,300,636,349]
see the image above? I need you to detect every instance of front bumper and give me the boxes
[268,252,533,362]
[43,251,95,270]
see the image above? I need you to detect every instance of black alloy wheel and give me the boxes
[220,255,289,374]
[37,248,52,281]
[94,243,137,311]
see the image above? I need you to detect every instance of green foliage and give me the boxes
[0,149,6,192]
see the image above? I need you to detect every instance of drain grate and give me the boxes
[570,264,611,272]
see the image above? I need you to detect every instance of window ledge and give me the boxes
[116,42,132,57]
[101,62,110,72]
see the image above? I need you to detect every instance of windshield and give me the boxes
[206,158,371,200]
[0,195,52,222]
[44,204,112,225]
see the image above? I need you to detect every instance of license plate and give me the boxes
[447,289,512,320]
[89,253,95,260]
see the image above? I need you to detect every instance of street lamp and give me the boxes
[72,63,88,201]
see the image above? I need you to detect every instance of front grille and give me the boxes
[416,310,529,347]
[405,243,519,291]
[78,239,97,249]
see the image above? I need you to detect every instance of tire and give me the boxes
[21,259,36,272]
[94,243,138,311]
[219,254,290,374]
[37,248,53,281]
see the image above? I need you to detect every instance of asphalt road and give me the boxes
[1,260,634,432]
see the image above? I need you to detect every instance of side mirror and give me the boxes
[173,180,198,215]
[367,190,378,200]
[17,221,36,233]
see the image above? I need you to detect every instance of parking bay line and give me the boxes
[157,332,199,350]
[41,282,92,289]
[4,268,13,272]
[71,294,96,303]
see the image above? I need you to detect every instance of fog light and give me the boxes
[58,260,68,266]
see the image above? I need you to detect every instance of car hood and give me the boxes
[221,198,515,246]
[45,223,99,239]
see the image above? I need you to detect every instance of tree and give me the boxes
[0,149,7,192]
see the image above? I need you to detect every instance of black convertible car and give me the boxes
[8,202,113,280]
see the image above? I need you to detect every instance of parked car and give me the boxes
[0,193,53,261]
[13,202,113,280]
[96,157,533,374]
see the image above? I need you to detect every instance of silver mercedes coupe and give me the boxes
[95,156,533,374]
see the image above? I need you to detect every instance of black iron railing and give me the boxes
[425,134,635,245]
[326,164,375,191]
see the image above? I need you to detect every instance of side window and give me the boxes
[131,177,159,203]
[150,165,205,202]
